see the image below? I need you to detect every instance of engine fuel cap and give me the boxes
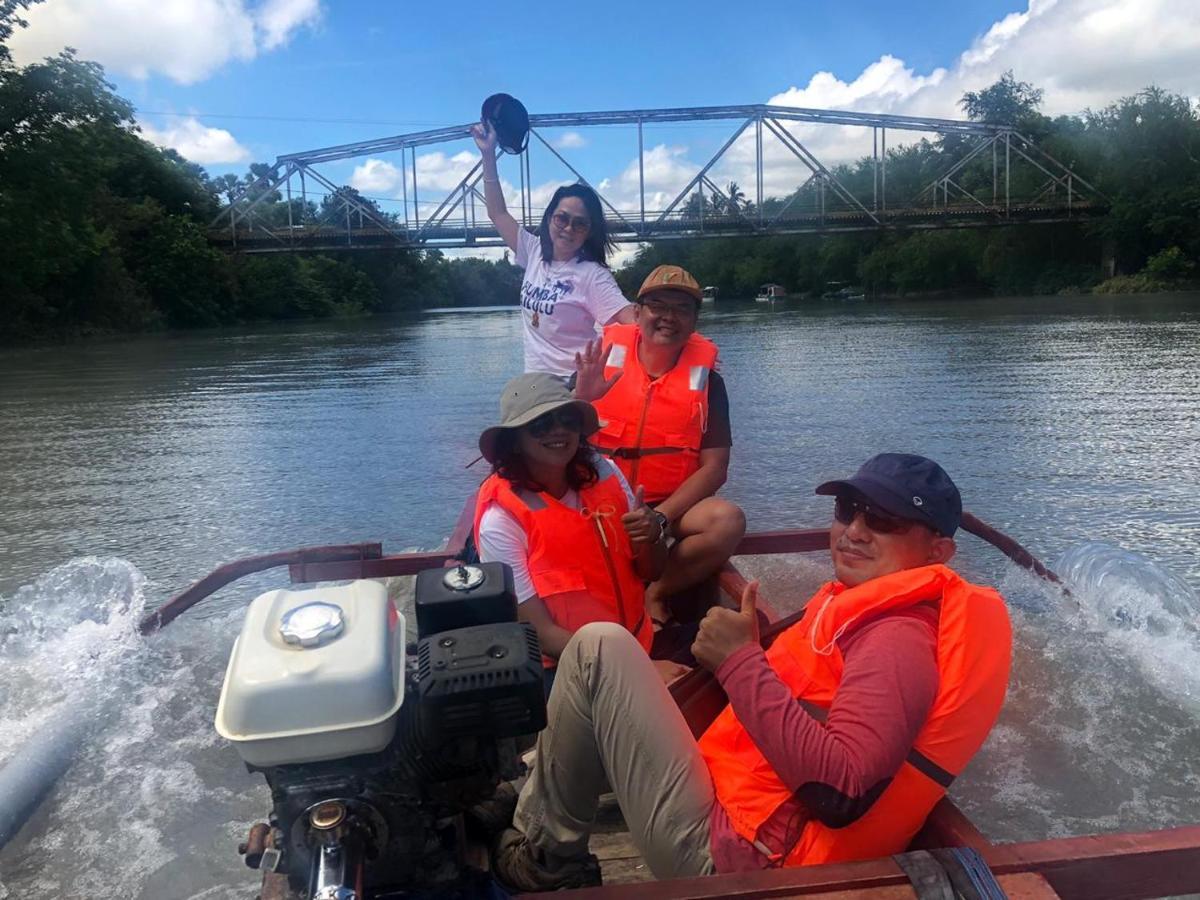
[443,565,485,592]
[280,601,345,648]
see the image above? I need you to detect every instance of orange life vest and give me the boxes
[590,323,719,505]
[473,468,652,667]
[698,564,1011,867]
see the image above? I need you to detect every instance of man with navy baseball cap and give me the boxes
[813,453,963,588]
[490,452,1011,892]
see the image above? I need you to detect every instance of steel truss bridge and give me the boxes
[211,103,1108,253]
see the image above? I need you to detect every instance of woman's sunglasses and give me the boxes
[525,407,584,437]
[833,494,915,535]
[551,211,591,233]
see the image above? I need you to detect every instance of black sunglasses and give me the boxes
[525,407,584,437]
[833,494,915,535]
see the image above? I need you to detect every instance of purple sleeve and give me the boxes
[714,610,938,823]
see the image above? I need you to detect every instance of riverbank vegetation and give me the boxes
[618,76,1200,300]
[2,2,1197,344]
[0,5,520,343]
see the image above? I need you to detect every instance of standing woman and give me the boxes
[471,121,635,376]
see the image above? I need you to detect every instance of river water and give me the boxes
[1,294,1199,897]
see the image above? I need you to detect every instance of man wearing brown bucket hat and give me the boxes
[473,373,687,695]
[574,264,745,649]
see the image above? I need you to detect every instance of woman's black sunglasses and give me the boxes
[525,407,584,437]
[833,494,915,535]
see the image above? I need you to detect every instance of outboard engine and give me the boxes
[214,563,545,898]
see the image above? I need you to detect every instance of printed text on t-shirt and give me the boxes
[522,276,576,315]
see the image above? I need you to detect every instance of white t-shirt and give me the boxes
[515,227,631,376]
[477,454,636,603]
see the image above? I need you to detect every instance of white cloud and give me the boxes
[768,0,1200,133]
[692,0,1200,204]
[257,0,320,50]
[350,158,402,193]
[769,55,947,112]
[414,149,481,193]
[597,143,699,213]
[138,117,251,164]
[9,0,321,84]
[553,131,587,149]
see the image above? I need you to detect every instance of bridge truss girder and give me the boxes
[211,103,1109,252]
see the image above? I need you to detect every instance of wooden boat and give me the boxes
[822,282,866,301]
[131,502,1200,899]
[755,284,786,303]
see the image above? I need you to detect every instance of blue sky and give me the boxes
[108,0,1028,170]
[10,0,1200,231]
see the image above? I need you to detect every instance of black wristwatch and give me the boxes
[652,510,671,542]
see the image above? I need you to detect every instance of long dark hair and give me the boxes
[538,184,615,266]
[491,429,599,493]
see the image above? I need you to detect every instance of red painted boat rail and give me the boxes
[139,511,1065,635]
[550,824,1200,899]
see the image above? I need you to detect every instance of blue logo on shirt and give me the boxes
[522,276,576,315]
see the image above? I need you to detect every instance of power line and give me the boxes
[134,108,756,132]
[135,109,454,128]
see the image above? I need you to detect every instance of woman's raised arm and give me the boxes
[471,121,520,252]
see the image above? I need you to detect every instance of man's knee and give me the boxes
[563,621,639,660]
[686,497,746,542]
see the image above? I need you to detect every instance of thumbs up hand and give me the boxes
[692,580,761,672]
[621,485,662,546]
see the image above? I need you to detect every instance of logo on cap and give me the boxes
[912,496,924,506]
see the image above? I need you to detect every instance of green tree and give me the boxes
[961,71,1044,125]
[0,0,37,64]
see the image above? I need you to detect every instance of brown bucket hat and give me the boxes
[478,373,600,463]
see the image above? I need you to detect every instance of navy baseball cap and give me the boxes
[815,453,962,536]
[481,93,530,155]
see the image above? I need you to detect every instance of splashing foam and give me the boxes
[951,553,1200,844]
[0,557,262,898]
[1057,542,1200,711]
[0,557,148,757]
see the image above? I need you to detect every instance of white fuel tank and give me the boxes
[215,580,405,766]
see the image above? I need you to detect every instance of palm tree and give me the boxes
[725,181,747,215]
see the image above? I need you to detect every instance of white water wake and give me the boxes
[0,557,261,899]
[1056,541,1200,712]
[0,557,148,759]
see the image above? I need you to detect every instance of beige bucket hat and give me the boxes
[478,373,600,463]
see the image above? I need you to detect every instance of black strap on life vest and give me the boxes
[798,700,956,789]
[599,445,685,460]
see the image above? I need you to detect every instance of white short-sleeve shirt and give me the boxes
[477,454,636,603]
[515,228,631,376]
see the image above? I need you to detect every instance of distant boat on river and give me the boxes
[822,281,866,301]
[702,285,719,303]
[755,283,786,303]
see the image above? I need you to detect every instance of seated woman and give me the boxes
[474,373,686,693]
